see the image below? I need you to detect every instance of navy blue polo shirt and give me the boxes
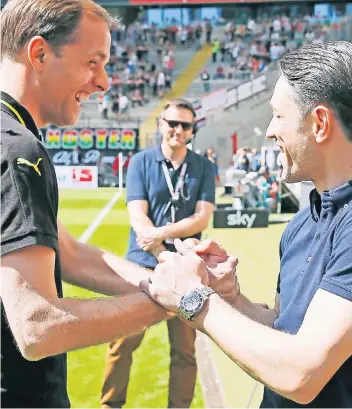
[261,181,352,408]
[125,145,215,269]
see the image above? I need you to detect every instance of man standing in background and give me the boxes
[101,99,215,408]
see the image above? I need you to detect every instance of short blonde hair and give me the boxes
[1,0,119,60]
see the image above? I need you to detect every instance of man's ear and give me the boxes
[27,36,49,72]
[311,105,330,144]
[158,117,164,131]
[193,122,198,135]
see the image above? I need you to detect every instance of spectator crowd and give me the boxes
[201,13,340,90]
[227,147,280,211]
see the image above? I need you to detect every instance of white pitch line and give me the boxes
[246,381,259,408]
[196,332,227,408]
[78,191,122,244]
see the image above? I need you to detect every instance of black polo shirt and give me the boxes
[1,92,70,408]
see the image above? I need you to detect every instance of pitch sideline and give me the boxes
[78,191,122,244]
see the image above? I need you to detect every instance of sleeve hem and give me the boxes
[320,278,352,301]
[2,233,58,256]
[127,195,148,203]
[197,197,216,205]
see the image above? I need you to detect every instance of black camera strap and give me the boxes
[162,160,188,223]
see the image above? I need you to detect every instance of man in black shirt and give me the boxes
[1,1,236,407]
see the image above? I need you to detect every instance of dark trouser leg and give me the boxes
[101,332,145,408]
[167,318,197,408]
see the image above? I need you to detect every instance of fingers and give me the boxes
[182,238,201,249]
[192,238,213,253]
[138,238,163,252]
[228,255,239,270]
[174,238,200,256]
[139,279,164,307]
[194,239,227,259]
[139,279,151,295]
[137,238,150,247]
[208,255,238,277]
[158,250,176,263]
[255,302,269,309]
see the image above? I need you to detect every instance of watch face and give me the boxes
[181,291,203,313]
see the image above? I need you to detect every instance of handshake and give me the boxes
[140,238,240,318]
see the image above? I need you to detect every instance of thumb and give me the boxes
[139,280,151,296]
[255,302,269,309]
[174,238,198,256]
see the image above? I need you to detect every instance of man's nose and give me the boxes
[94,67,110,93]
[175,124,183,133]
[265,117,276,140]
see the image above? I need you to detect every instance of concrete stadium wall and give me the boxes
[193,67,280,169]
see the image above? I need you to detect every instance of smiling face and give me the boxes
[37,13,111,127]
[266,76,318,183]
[159,105,194,151]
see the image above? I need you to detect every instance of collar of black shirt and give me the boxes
[0,91,41,140]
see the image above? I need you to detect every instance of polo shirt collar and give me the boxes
[0,91,41,140]
[155,144,191,163]
[310,180,352,221]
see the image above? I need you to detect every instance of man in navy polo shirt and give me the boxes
[101,99,215,408]
[140,41,352,408]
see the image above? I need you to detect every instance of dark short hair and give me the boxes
[162,99,196,119]
[279,41,352,138]
[1,0,118,60]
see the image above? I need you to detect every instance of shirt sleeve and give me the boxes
[1,131,58,256]
[320,216,352,301]
[197,159,216,204]
[126,152,148,203]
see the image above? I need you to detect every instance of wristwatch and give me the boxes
[179,286,216,321]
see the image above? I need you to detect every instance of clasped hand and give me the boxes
[140,238,240,314]
[136,227,166,251]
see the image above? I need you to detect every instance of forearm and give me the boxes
[195,295,310,402]
[161,214,208,239]
[62,242,153,296]
[130,213,155,232]
[233,294,278,327]
[25,292,169,360]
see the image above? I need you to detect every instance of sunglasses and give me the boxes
[162,118,193,131]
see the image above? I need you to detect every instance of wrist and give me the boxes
[231,292,243,308]
[157,226,167,240]
[178,284,215,323]
[193,293,223,330]
[151,245,166,259]
[226,290,242,307]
